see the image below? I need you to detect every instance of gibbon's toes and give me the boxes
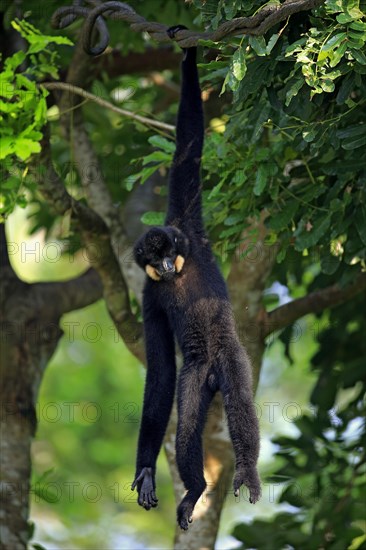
[177,500,194,530]
[249,484,261,504]
[233,467,261,504]
[179,517,189,531]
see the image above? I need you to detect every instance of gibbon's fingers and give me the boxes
[131,469,145,491]
[167,24,188,40]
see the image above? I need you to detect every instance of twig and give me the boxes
[41,82,175,132]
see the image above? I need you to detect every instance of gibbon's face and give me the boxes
[134,227,189,282]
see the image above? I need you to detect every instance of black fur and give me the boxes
[132,36,261,530]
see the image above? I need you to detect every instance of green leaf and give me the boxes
[208,180,224,199]
[0,137,15,159]
[336,73,355,103]
[266,34,280,54]
[232,47,247,81]
[219,224,244,238]
[221,67,242,94]
[294,215,332,250]
[320,78,335,92]
[336,124,366,139]
[321,252,341,274]
[249,36,267,56]
[13,138,41,160]
[224,213,243,226]
[336,13,354,23]
[141,211,165,226]
[351,48,366,64]
[267,200,299,231]
[148,135,175,153]
[329,41,348,67]
[285,78,305,106]
[142,151,170,165]
[253,165,268,196]
[5,50,26,71]
[139,165,160,184]
[34,96,48,124]
[11,20,73,49]
[341,135,366,149]
[349,20,366,31]
[302,126,317,142]
[326,0,342,12]
[322,32,347,51]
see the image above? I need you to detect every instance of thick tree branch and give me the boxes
[30,268,103,319]
[57,40,129,230]
[1,223,12,270]
[32,132,144,361]
[263,272,366,337]
[52,0,325,53]
[42,82,175,132]
[56,39,146,302]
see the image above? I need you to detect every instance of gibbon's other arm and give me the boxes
[165,43,204,233]
[132,304,177,509]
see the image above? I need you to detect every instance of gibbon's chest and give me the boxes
[157,257,227,314]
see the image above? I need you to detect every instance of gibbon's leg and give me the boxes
[175,364,216,530]
[132,309,176,510]
[219,345,261,504]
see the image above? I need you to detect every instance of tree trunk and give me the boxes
[167,219,277,549]
[0,225,103,549]
[0,313,62,549]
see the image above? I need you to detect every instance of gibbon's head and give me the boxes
[134,226,189,282]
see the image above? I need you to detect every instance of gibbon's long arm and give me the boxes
[165,46,204,233]
[132,306,177,508]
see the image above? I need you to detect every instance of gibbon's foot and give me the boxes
[131,467,158,510]
[233,466,261,504]
[177,497,194,531]
[167,25,188,40]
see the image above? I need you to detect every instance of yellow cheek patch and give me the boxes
[175,255,185,273]
[145,264,161,281]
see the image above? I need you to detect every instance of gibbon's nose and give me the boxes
[162,258,175,272]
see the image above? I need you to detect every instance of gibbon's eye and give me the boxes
[137,248,143,256]
[174,236,178,244]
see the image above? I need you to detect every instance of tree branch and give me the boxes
[263,273,366,337]
[32,132,144,361]
[1,223,11,269]
[51,0,325,53]
[42,82,175,133]
[55,39,147,303]
[31,268,103,319]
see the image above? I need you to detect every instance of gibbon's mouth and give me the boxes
[162,258,175,273]
[145,255,185,282]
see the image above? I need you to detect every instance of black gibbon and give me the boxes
[132,27,261,530]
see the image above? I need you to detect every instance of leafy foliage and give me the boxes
[233,304,366,549]
[0,20,72,219]
[129,2,366,280]
[195,0,366,280]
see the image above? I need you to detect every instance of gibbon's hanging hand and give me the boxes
[131,467,158,510]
